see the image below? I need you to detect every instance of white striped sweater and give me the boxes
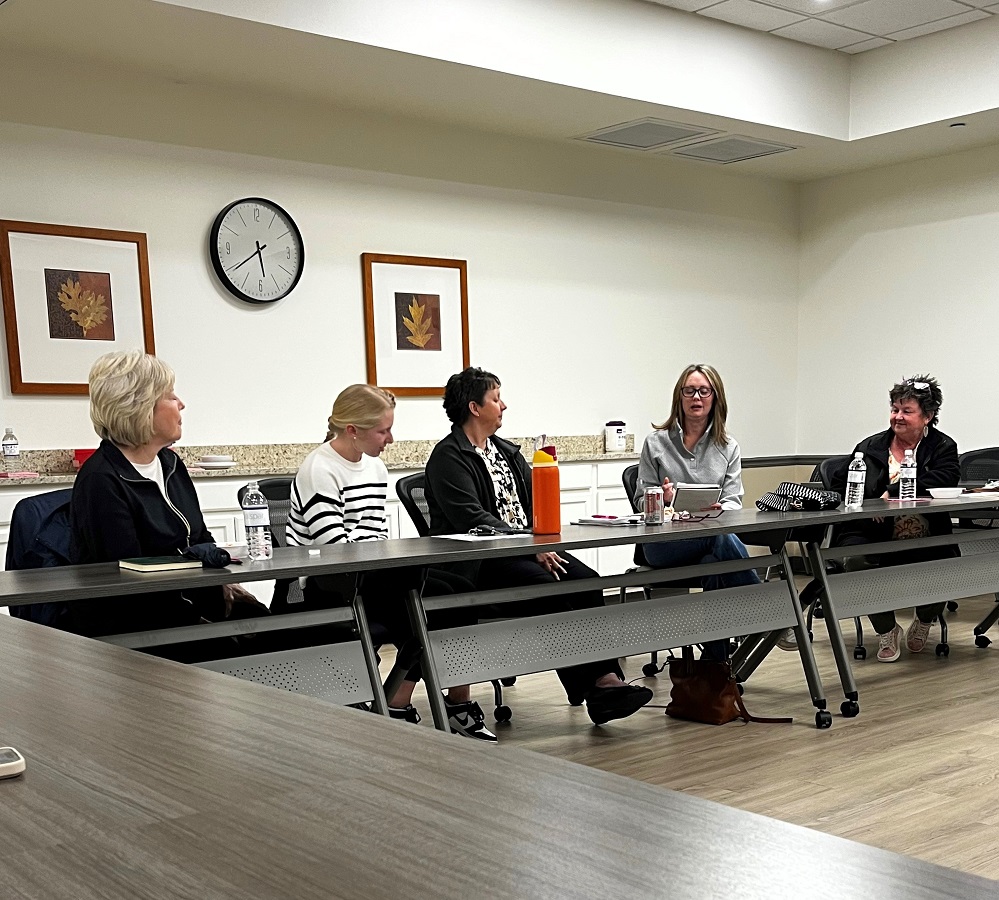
[286,442,388,546]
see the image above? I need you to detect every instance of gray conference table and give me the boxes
[3,496,998,732]
[0,612,993,900]
[0,506,835,729]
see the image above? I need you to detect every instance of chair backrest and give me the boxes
[395,472,431,537]
[238,477,294,548]
[6,488,74,626]
[622,464,641,514]
[959,448,999,483]
[817,455,852,492]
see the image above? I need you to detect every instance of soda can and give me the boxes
[643,486,665,525]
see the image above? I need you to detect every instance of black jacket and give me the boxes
[69,440,222,636]
[424,425,533,536]
[829,426,960,550]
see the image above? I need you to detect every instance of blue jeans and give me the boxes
[643,534,761,660]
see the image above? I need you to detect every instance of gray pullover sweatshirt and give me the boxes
[635,424,745,510]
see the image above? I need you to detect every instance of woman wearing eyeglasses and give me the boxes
[634,364,759,660]
[825,375,959,663]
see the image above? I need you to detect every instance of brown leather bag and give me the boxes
[666,646,791,725]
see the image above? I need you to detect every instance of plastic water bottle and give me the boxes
[241,481,273,560]
[845,452,866,510]
[2,427,19,475]
[900,449,917,501]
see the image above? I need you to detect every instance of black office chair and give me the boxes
[955,449,999,645]
[395,472,514,721]
[6,489,75,628]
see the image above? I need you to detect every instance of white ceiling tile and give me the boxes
[771,17,874,47]
[699,0,806,30]
[755,0,864,13]
[643,0,722,11]
[838,36,893,52]
[886,9,989,39]
[823,0,971,35]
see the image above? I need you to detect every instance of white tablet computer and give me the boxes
[671,483,722,513]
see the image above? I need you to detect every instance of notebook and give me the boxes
[119,556,202,573]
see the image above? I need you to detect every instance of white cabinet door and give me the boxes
[560,490,596,570]
[203,513,241,545]
[594,491,638,576]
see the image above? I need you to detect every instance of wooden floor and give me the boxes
[390,591,999,881]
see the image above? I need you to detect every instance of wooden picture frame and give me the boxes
[0,220,155,395]
[361,253,470,397]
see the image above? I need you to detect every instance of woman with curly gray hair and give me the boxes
[828,374,959,662]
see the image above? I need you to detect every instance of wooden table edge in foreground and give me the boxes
[0,613,994,900]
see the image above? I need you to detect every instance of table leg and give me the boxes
[352,590,389,717]
[806,541,860,715]
[404,583,449,732]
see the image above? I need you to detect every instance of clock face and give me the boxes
[209,198,304,303]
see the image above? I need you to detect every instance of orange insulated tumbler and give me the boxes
[532,435,561,535]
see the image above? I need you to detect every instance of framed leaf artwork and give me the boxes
[0,220,155,395]
[361,253,469,397]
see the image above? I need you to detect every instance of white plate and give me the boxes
[198,462,237,469]
[200,456,234,463]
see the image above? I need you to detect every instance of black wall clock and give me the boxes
[209,197,304,303]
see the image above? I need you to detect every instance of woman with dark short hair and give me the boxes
[827,374,959,663]
[424,366,653,726]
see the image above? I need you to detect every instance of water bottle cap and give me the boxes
[854,452,863,459]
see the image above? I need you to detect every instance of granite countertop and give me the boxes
[0,435,638,486]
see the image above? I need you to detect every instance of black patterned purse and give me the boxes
[756,482,841,513]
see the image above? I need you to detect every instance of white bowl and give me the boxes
[928,487,963,499]
[200,455,233,463]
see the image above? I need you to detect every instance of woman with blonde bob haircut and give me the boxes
[287,384,491,739]
[70,350,264,655]
[635,363,759,660]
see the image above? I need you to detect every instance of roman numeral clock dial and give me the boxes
[209,198,304,303]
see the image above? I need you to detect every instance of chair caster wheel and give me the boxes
[500,677,517,687]
[494,705,512,723]
[840,700,860,718]
[975,634,992,649]
[947,600,958,613]
[642,662,660,678]
[567,694,585,707]
[935,643,950,657]
[815,710,833,729]
[854,647,867,660]
[813,603,825,620]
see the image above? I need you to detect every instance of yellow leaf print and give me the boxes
[58,278,109,336]
[402,297,434,349]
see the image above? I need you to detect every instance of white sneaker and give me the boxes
[905,617,932,653]
[447,701,497,742]
[776,628,797,651]
[877,624,903,663]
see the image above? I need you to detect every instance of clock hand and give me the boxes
[255,240,267,278]
[227,248,261,273]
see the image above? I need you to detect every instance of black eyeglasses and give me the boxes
[681,386,714,398]
[673,510,724,522]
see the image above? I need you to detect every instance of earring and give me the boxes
[923,425,929,438]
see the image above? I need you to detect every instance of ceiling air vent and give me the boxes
[669,135,795,163]
[579,118,717,151]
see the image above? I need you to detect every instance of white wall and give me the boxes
[797,143,999,455]
[0,122,800,456]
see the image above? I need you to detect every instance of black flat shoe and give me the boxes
[584,684,654,725]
